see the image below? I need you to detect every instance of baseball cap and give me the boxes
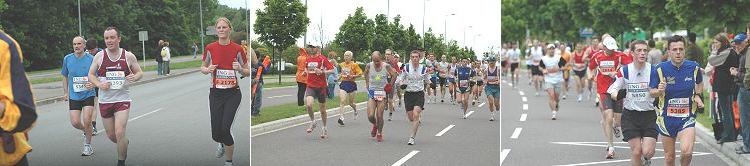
[602,36,618,50]
[733,33,747,43]
[546,44,556,49]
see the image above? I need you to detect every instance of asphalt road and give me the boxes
[27,72,250,166]
[251,88,500,165]
[500,74,730,166]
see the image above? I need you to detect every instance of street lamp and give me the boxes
[422,0,426,48]
[444,13,455,44]
[77,0,82,36]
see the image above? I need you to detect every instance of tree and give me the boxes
[371,14,392,53]
[333,7,374,62]
[254,0,309,83]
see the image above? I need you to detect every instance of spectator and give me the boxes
[161,41,172,76]
[687,32,705,67]
[327,52,339,99]
[708,32,740,144]
[647,39,663,65]
[0,29,37,166]
[251,50,268,117]
[192,42,199,59]
[735,23,750,154]
[156,40,164,75]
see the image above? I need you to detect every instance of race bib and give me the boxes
[72,76,89,92]
[307,62,319,73]
[487,75,497,82]
[459,80,469,87]
[215,69,238,89]
[105,71,126,90]
[373,90,386,101]
[599,61,616,75]
[666,98,690,117]
[626,82,649,101]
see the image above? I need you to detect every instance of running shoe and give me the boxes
[376,133,383,142]
[535,92,540,96]
[490,112,495,121]
[82,144,93,156]
[306,122,317,133]
[388,112,393,121]
[562,95,567,100]
[441,99,444,103]
[577,95,582,102]
[642,157,651,166]
[371,125,377,137]
[472,101,476,105]
[354,110,358,120]
[92,122,98,136]
[338,118,345,126]
[606,146,615,159]
[407,137,415,145]
[552,111,557,120]
[320,128,328,139]
[216,144,225,158]
[224,162,233,166]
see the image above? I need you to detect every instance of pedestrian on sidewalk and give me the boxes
[156,40,164,75]
[192,42,199,59]
[708,32,740,144]
[161,41,172,76]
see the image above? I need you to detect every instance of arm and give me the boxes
[61,61,69,100]
[125,52,144,82]
[607,69,625,98]
[363,63,370,89]
[88,53,107,89]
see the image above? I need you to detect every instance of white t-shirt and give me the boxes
[508,48,521,63]
[541,55,563,84]
[161,47,171,61]
[606,63,656,111]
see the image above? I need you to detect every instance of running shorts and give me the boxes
[599,93,623,113]
[69,96,95,111]
[622,109,658,141]
[657,114,696,138]
[99,101,131,118]
[404,91,425,112]
[485,85,500,98]
[510,63,520,72]
[305,87,328,103]
[339,81,358,93]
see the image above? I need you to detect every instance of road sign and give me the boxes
[206,26,217,36]
[579,28,594,38]
[138,31,148,41]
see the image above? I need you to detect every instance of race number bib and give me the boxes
[105,71,126,90]
[599,61,616,75]
[626,82,649,101]
[373,90,386,101]
[666,98,690,117]
[459,80,469,88]
[215,69,238,89]
[307,62,319,74]
[72,76,89,92]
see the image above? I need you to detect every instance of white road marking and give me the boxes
[129,108,163,122]
[477,102,486,108]
[522,104,528,110]
[392,150,420,166]
[465,111,475,117]
[554,153,712,166]
[510,128,522,139]
[520,114,527,121]
[435,124,456,137]
[266,94,292,99]
[522,97,527,102]
[550,141,712,166]
[519,91,525,96]
[501,149,511,164]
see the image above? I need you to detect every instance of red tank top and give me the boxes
[573,51,584,64]
[97,49,131,77]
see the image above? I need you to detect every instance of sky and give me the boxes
[247,0,500,55]
[218,0,248,9]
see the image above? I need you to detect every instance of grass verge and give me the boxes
[251,92,368,126]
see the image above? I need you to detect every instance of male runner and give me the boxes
[540,44,566,120]
[337,51,362,125]
[62,36,97,156]
[589,35,630,159]
[400,50,431,145]
[364,51,398,142]
[455,58,476,119]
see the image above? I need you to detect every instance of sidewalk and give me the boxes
[32,67,200,106]
[696,123,749,166]
[27,55,198,80]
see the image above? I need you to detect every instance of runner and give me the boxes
[540,44,566,120]
[509,43,521,88]
[501,44,509,78]
[473,61,485,105]
[607,40,657,166]
[437,55,450,103]
[0,29,37,166]
[87,26,144,166]
[85,39,101,134]
[448,57,459,103]
[560,44,572,100]
[525,43,534,86]
[651,35,703,166]
[199,18,250,166]
[484,56,501,121]
[427,54,439,103]
[299,44,334,139]
[530,42,545,96]
[363,51,398,142]
[586,38,602,105]
[399,50,431,145]
[337,51,362,125]
[455,58,476,119]
[384,49,401,121]
[62,36,97,156]
[572,44,588,102]
[589,35,630,159]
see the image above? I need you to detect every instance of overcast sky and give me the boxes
[247,0,500,54]
[218,0,248,9]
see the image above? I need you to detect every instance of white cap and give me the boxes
[546,44,556,49]
[602,36,618,50]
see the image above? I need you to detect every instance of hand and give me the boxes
[610,92,618,100]
[85,82,94,89]
[232,62,241,71]
[99,82,111,90]
[694,95,705,108]
[730,67,738,76]
[63,94,69,101]
[657,81,666,94]
[315,69,323,75]
[126,74,137,82]
[208,65,218,73]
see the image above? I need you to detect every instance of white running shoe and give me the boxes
[562,95,567,100]
[407,137,415,145]
[552,111,557,120]
[577,95,582,102]
[606,146,615,159]
[224,161,233,166]
[81,144,93,156]
[216,144,225,158]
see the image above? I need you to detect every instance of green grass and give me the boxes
[251,92,368,125]
[696,91,714,131]
[262,82,298,88]
[30,59,202,85]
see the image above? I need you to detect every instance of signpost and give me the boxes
[138,31,148,69]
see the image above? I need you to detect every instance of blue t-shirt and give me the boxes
[61,53,96,100]
[455,66,475,87]
[649,60,702,118]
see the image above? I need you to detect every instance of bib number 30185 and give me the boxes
[106,71,126,90]
[215,69,238,89]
